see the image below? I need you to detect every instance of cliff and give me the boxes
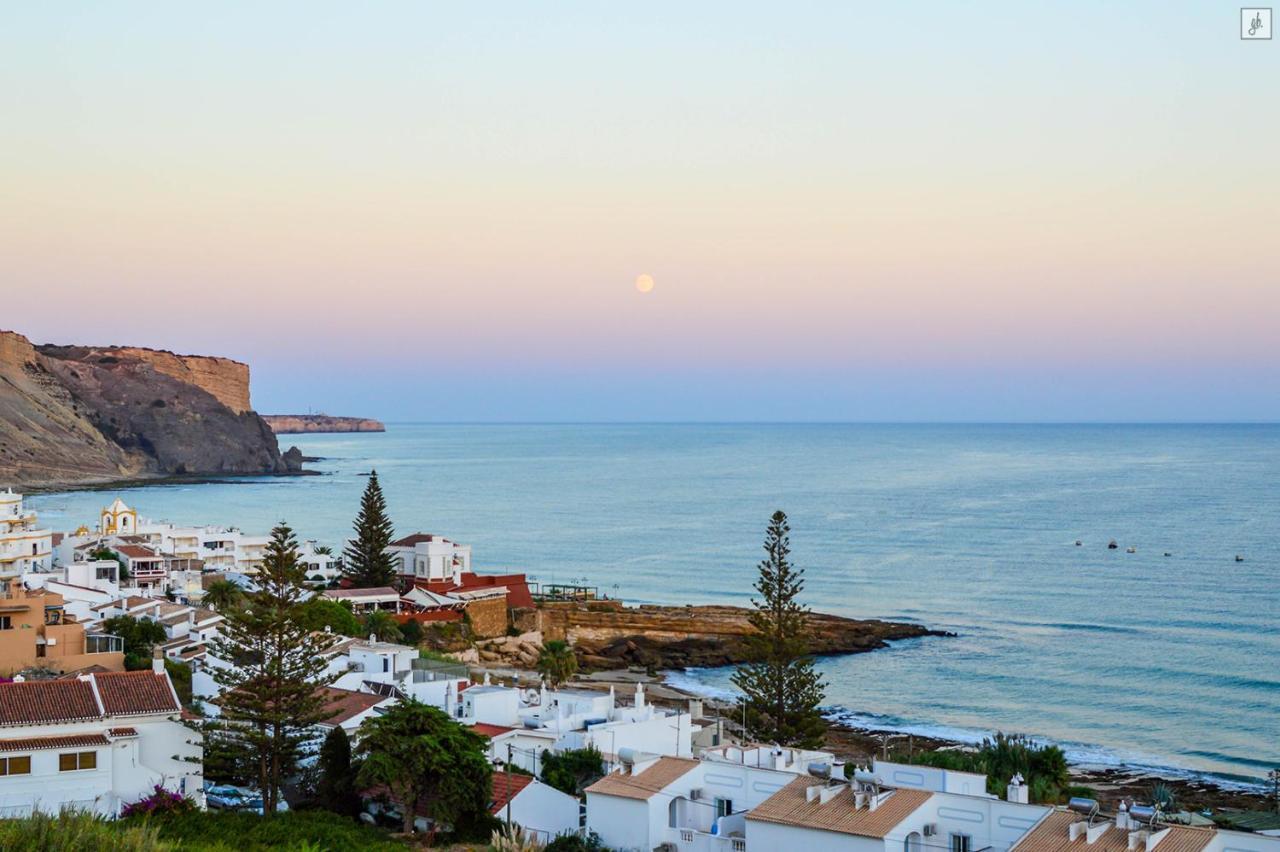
[536,601,951,670]
[1,330,300,489]
[262,415,385,434]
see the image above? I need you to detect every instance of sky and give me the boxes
[2,2,1276,421]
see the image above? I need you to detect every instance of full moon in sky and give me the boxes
[635,274,655,294]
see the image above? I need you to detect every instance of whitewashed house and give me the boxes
[386,533,471,585]
[0,664,201,817]
[1,490,54,582]
[585,754,706,852]
[490,772,582,844]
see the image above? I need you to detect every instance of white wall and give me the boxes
[502,779,581,843]
[889,792,1049,852]
[747,819,885,852]
[586,793,652,852]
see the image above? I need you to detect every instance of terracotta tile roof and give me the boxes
[94,671,180,716]
[585,757,700,800]
[471,723,514,738]
[317,687,389,726]
[1011,810,1216,852]
[108,727,139,737]
[746,778,931,838]
[490,772,533,814]
[115,545,161,560]
[0,733,111,752]
[0,679,101,726]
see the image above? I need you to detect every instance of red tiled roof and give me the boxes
[109,727,139,737]
[94,671,180,716]
[317,687,389,726]
[0,679,101,726]
[0,733,111,752]
[489,772,534,814]
[115,545,161,560]
[471,723,514,738]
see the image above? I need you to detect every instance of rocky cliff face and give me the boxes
[262,414,385,434]
[1,330,299,489]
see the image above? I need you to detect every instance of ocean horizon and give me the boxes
[28,422,1280,786]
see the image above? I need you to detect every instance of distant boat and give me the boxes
[1126,546,1136,554]
[1107,540,1118,550]
[1235,554,1244,563]
[1075,540,1082,546]
[1163,552,1172,557]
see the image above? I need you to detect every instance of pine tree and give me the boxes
[211,523,338,816]
[341,471,399,588]
[731,510,827,747]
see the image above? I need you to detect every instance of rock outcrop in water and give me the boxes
[535,600,951,670]
[262,414,385,434]
[0,329,301,489]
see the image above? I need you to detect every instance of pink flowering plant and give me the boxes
[121,784,196,819]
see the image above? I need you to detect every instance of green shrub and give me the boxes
[0,811,168,852]
[540,746,604,796]
[139,809,405,850]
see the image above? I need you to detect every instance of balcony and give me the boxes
[86,633,125,654]
[666,829,747,852]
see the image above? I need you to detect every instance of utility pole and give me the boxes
[506,743,513,828]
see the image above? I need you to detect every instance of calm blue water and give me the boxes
[28,424,1280,782]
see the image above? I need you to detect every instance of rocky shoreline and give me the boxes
[535,600,952,671]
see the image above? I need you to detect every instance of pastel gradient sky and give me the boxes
[3,3,1276,421]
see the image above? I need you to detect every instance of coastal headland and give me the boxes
[0,329,304,490]
[262,414,386,434]
[465,599,950,672]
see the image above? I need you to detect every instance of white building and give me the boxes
[0,664,201,817]
[490,773,582,845]
[386,533,471,585]
[1,490,54,585]
[585,754,706,851]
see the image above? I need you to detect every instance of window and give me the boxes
[0,756,32,776]
[951,834,972,852]
[59,751,97,772]
[715,797,734,818]
[0,616,11,630]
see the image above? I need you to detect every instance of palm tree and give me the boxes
[362,610,403,644]
[536,640,578,689]
[202,579,244,613]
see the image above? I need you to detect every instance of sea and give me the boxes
[27,424,1280,786]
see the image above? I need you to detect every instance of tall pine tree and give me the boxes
[731,510,827,747]
[211,523,338,815]
[341,470,399,588]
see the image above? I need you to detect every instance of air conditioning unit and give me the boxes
[923,824,939,837]
[689,788,704,801]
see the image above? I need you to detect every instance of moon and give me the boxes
[635,274,655,294]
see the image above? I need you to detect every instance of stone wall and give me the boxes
[465,596,509,639]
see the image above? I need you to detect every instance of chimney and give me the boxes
[688,698,704,719]
[152,648,165,674]
[1007,773,1029,804]
[368,633,376,643]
